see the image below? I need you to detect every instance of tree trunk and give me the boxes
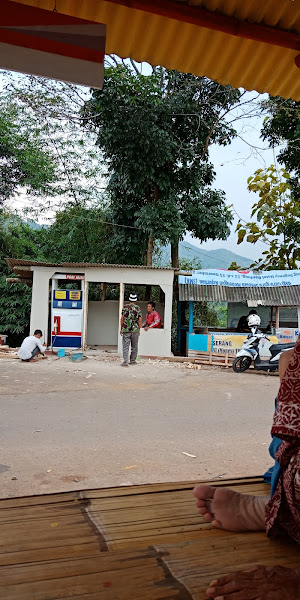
[171,242,179,269]
[147,234,154,267]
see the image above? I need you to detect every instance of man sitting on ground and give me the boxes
[143,301,161,331]
[194,345,300,599]
[18,329,46,362]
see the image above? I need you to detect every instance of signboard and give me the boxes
[0,1,106,88]
[179,269,300,288]
[69,291,81,300]
[66,275,85,280]
[276,328,299,344]
[55,290,66,300]
[212,333,278,356]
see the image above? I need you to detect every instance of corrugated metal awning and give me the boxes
[5,258,173,284]
[179,283,300,306]
[15,0,300,100]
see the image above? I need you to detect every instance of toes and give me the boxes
[193,485,216,501]
[211,519,223,529]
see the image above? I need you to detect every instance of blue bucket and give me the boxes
[57,348,65,358]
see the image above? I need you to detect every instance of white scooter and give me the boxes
[232,314,294,373]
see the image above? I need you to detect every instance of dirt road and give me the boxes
[0,354,279,498]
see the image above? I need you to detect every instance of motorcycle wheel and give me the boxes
[232,356,252,373]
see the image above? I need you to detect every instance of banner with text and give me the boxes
[179,269,300,288]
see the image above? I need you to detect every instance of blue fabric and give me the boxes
[263,397,282,496]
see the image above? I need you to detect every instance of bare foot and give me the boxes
[193,485,268,531]
[206,565,300,599]
[29,358,37,362]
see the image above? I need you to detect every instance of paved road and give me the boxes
[0,355,279,498]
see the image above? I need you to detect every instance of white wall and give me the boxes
[87,301,166,347]
[87,301,119,345]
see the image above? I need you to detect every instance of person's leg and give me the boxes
[130,332,139,364]
[31,347,40,358]
[122,333,130,366]
[193,485,268,531]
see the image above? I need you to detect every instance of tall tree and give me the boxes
[235,165,300,269]
[0,72,104,214]
[261,96,300,199]
[0,98,55,206]
[82,65,241,267]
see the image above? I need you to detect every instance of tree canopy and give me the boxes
[0,97,56,206]
[82,65,241,267]
[236,165,300,270]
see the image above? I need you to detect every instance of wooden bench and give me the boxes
[1,477,299,599]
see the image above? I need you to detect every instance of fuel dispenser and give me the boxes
[51,275,84,348]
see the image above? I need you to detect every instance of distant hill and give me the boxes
[156,241,252,269]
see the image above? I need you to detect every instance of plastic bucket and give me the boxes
[57,348,65,358]
[70,351,84,362]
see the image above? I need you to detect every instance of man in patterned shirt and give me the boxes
[120,292,142,367]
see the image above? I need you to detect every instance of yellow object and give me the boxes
[12,0,300,100]
[55,290,66,299]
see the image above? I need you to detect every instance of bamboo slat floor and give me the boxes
[1,477,299,599]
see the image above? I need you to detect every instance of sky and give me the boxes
[185,94,278,261]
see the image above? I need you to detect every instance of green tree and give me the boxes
[0,212,48,344]
[236,165,300,269]
[44,204,107,263]
[261,96,300,199]
[82,65,241,267]
[0,72,104,212]
[0,98,56,205]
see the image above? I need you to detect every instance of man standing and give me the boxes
[143,301,161,331]
[120,293,142,367]
[18,329,46,362]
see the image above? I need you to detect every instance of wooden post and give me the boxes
[275,306,280,330]
[118,283,125,355]
[82,279,88,351]
[101,282,106,301]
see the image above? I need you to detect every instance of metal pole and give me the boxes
[189,301,193,333]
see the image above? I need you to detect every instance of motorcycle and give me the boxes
[232,326,295,373]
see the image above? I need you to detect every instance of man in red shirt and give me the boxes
[143,301,161,331]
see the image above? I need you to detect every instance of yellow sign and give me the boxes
[212,334,278,356]
[55,290,66,300]
[69,291,81,300]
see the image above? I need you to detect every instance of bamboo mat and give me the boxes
[0,477,299,599]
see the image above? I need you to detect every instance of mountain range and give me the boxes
[157,241,252,269]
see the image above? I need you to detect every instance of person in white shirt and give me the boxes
[17,329,46,362]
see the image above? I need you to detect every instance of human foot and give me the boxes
[206,565,300,599]
[193,485,268,531]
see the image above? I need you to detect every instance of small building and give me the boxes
[178,269,300,357]
[6,259,174,357]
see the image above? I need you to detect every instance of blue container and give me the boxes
[57,348,65,358]
[70,351,84,362]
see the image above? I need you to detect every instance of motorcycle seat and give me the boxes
[270,343,295,354]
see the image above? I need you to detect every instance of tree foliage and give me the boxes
[0,212,47,343]
[0,72,104,212]
[0,97,56,205]
[82,65,240,266]
[261,96,300,199]
[236,165,300,269]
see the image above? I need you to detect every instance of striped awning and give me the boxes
[0,1,106,88]
[10,0,300,100]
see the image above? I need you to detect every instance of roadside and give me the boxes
[0,354,279,498]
